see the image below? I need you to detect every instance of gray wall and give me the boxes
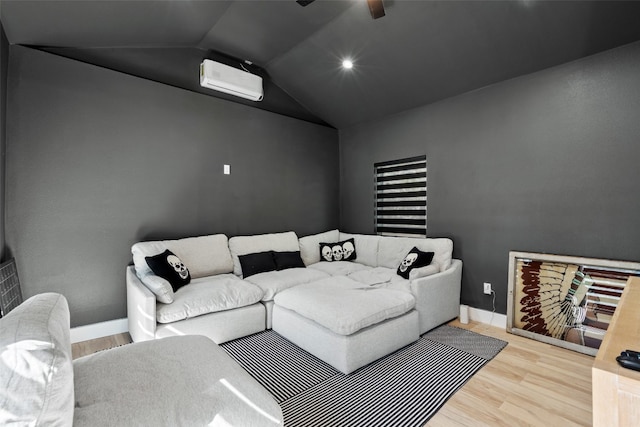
[6,46,338,326]
[340,41,640,314]
[0,23,8,261]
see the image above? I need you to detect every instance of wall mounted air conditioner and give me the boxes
[199,59,264,102]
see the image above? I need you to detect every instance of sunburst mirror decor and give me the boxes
[507,251,640,356]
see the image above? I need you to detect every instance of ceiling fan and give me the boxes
[296,0,386,19]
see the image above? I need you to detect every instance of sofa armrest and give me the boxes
[410,258,462,334]
[127,266,157,342]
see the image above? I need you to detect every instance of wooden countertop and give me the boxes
[592,275,640,427]
[593,275,640,380]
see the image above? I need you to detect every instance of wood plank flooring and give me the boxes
[71,332,132,359]
[71,320,594,426]
[428,320,593,427]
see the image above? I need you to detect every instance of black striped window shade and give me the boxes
[375,155,427,237]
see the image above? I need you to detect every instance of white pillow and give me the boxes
[339,232,381,267]
[131,234,233,280]
[409,264,440,281]
[298,229,340,266]
[0,293,74,426]
[140,274,174,304]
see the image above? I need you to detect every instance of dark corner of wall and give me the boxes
[1,21,9,262]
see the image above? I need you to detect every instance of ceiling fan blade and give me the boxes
[367,0,385,19]
[297,0,384,19]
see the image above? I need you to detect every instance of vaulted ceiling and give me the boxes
[2,0,640,129]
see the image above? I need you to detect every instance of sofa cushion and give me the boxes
[274,276,415,335]
[308,260,370,276]
[244,268,329,301]
[347,266,409,288]
[377,237,453,272]
[145,249,191,291]
[397,247,435,279]
[156,274,264,323]
[132,234,234,281]
[0,293,74,427]
[238,251,277,278]
[274,251,305,270]
[229,231,299,276]
[73,335,283,426]
[347,267,412,293]
[339,232,381,267]
[138,273,175,304]
[408,263,440,280]
[298,229,339,266]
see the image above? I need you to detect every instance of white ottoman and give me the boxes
[272,276,420,374]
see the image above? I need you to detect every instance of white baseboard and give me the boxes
[463,305,507,329]
[70,318,129,344]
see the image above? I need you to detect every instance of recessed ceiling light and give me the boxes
[342,59,354,70]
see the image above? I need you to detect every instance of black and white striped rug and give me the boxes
[221,325,507,427]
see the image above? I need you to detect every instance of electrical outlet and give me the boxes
[483,282,492,295]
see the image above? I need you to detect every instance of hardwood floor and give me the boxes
[71,332,132,359]
[71,320,594,426]
[428,320,593,427]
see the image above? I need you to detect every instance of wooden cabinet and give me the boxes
[592,276,640,426]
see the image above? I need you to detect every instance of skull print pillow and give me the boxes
[397,247,434,279]
[319,238,357,262]
[145,249,191,291]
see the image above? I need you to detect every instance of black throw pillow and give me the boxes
[397,247,435,279]
[319,238,357,262]
[274,251,305,270]
[239,251,277,278]
[319,242,335,262]
[145,249,191,292]
[339,238,357,262]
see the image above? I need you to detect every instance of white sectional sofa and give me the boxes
[127,229,462,373]
[129,233,268,343]
[0,293,283,426]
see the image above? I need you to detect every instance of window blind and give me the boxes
[374,155,427,237]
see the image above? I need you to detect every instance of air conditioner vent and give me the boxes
[199,59,263,102]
